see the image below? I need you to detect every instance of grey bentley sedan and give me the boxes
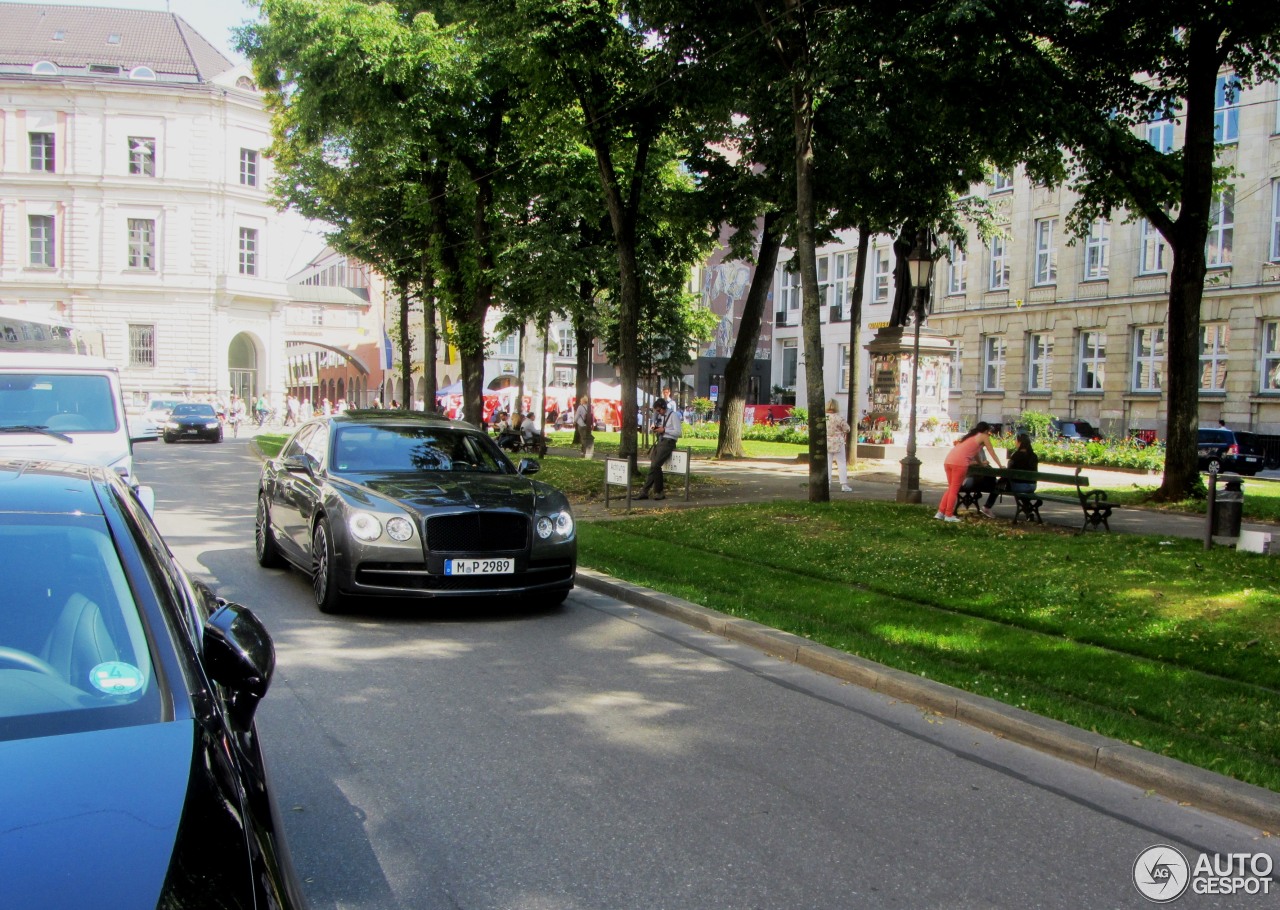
[255,410,576,613]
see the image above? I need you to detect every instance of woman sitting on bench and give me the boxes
[985,433,1038,516]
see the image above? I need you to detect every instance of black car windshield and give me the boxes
[171,404,216,418]
[0,373,119,433]
[0,515,159,741]
[331,425,509,474]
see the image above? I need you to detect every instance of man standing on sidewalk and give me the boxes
[636,398,681,500]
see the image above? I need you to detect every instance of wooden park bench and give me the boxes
[966,465,1114,532]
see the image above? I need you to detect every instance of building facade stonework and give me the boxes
[0,3,289,408]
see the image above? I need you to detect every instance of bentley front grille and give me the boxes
[425,512,529,552]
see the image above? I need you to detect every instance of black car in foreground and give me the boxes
[1197,426,1265,475]
[256,410,577,613]
[163,402,223,443]
[0,458,306,909]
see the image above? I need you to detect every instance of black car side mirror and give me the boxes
[282,453,314,476]
[517,457,540,475]
[203,602,276,728]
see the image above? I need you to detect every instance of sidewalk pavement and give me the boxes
[567,449,1280,831]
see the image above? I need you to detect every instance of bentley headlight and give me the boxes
[536,511,574,540]
[348,512,382,541]
[536,516,554,539]
[386,516,414,541]
[555,511,574,537]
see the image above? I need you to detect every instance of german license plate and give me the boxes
[445,558,513,575]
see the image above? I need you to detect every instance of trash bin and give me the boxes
[1213,476,1244,539]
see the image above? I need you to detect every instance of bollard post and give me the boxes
[1204,468,1216,551]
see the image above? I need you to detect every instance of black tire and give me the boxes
[163,434,172,444]
[254,494,285,568]
[311,517,344,614]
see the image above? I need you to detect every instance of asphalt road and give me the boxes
[136,438,1276,910]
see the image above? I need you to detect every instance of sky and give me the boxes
[24,0,331,271]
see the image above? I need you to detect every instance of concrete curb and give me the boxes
[577,568,1280,833]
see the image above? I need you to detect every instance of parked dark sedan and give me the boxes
[0,458,306,908]
[255,410,577,613]
[163,401,223,443]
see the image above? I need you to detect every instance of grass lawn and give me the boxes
[577,502,1280,793]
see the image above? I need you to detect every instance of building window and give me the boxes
[1200,323,1229,392]
[779,266,801,318]
[1132,326,1165,392]
[1078,331,1106,391]
[991,169,1013,192]
[1261,321,1280,392]
[1272,181,1280,262]
[816,254,832,313]
[240,148,259,187]
[832,251,854,320]
[127,218,156,270]
[838,344,850,392]
[982,335,1006,391]
[1028,333,1053,392]
[495,334,518,358]
[950,342,963,392]
[554,367,573,386]
[238,228,259,275]
[872,248,891,303]
[1207,188,1234,267]
[28,215,55,267]
[129,137,155,176]
[1214,73,1240,143]
[781,338,799,389]
[556,327,575,359]
[988,235,1010,290]
[1034,218,1057,285]
[1139,219,1167,274]
[129,324,155,367]
[1146,113,1176,153]
[29,132,55,172]
[947,242,967,295]
[1084,220,1110,280]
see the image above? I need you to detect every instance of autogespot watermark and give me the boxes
[1133,845,1274,902]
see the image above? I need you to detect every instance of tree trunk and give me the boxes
[843,224,870,467]
[420,254,438,410]
[1156,30,1218,501]
[397,276,412,408]
[717,212,782,458]
[574,295,595,458]
[793,79,828,502]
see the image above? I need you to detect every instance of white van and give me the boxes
[0,352,147,484]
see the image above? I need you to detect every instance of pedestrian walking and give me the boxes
[636,398,681,500]
[825,400,852,492]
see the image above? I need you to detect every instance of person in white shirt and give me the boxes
[636,398,682,500]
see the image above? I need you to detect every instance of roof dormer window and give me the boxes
[88,64,122,75]
[52,31,65,41]
[129,66,156,80]
[32,61,58,75]
[107,33,121,45]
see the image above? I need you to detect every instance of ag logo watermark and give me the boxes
[1134,845,1274,902]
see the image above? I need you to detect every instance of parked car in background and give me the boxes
[1051,418,1102,441]
[0,458,306,909]
[1197,427,1265,475]
[163,402,223,443]
[256,410,577,613]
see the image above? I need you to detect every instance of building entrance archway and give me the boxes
[229,333,261,402]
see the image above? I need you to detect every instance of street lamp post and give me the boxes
[895,233,934,504]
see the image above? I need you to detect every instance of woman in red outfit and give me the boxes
[936,422,1002,521]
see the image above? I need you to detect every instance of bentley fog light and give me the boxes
[386,516,414,541]
[348,512,382,541]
